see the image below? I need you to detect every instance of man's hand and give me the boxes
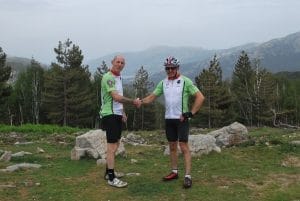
[180,112,193,122]
[133,98,142,108]
[122,113,127,122]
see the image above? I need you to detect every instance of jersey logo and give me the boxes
[177,80,181,84]
[107,80,114,87]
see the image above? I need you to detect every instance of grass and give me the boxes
[0,123,83,134]
[0,125,299,201]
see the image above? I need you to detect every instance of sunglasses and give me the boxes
[165,67,177,71]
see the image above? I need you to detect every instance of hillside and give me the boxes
[87,31,300,81]
[274,71,300,79]
[87,46,217,77]
[164,32,300,80]
[6,56,48,82]
[5,31,300,82]
[218,31,300,78]
[6,56,32,72]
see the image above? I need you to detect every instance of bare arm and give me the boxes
[190,91,205,115]
[111,91,135,104]
[141,93,157,104]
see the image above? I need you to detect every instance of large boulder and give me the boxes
[208,122,249,147]
[164,134,221,156]
[189,134,221,156]
[71,129,125,160]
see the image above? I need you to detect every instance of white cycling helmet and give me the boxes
[164,56,180,67]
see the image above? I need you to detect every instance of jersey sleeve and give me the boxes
[184,77,199,95]
[102,74,116,93]
[152,80,163,97]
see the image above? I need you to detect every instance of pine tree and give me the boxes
[43,64,65,125]
[97,61,109,75]
[66,66,93,127]
[0,47,12,123]
[195,54,233,128]
[231,53,278,126]
[0,47,12,101]
[231,51,255,126]
[132,66,156,130]
[43,39,93,127]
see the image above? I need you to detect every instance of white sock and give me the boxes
[172,169,178,174]
[185,174,191,179]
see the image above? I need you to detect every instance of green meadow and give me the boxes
[0,125,299,201]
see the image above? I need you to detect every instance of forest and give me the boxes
[0,39,299,130]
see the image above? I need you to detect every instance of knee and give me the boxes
[179,142,189,153]
[169,142,178,152]
[107,143,118,153]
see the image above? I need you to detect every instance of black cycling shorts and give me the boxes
[165,119,189,142]
[102,114,123,143]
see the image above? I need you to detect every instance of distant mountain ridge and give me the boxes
[216,31,300,78]
[6,56,32,72]
[5,31,300,82]
[86,46,217,77]
[6,56,48,82]
[87,31,300,81]
[148,32,300,82]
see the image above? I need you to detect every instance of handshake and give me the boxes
[133,98,143,108]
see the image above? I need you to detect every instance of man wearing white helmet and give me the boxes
[138,56,205,188]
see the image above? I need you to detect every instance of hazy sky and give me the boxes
[1,0,300,64]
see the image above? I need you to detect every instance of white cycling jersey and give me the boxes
[153,75,199,119]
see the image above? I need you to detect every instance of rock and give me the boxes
[208,122,249,147]
[0,183,16,189]
[123,133,146,145]
[189,134,221,155]
[71,148,86,160]
[14,141,34,145]
[36,147,45,153]
[71,129,125,160]
[0,151,12,162]
[290,140,300,146]
[126,173,140,176]
[12,151,32,157]
[1,163,42,172]
[164,134,221,156]
[130,159,138,163]
[96,159,107,165]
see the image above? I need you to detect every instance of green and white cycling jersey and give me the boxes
[153,75,199,119]
[100,71,123,117]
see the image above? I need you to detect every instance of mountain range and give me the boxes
[6,31,300,82]
[87,31,300,82]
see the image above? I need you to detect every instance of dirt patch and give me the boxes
[281,155,300,167]
[211,173,299,193]
[18,187,29,200]
[242,173,299,191]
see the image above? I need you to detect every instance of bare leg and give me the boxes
[169,141,178,170]
[179,142,191,175]
[106,141,119,169]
